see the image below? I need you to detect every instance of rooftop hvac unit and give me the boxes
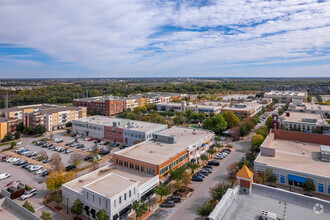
[260,210,277,220]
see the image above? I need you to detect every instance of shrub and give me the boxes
[23,201,35,213]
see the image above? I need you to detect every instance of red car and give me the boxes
[88,138,94,141]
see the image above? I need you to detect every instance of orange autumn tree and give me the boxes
[46,171,75,192]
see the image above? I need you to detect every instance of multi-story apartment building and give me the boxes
[73,96,126,117]
[113,126,214,180]
[157,101,222,116]
[254,130,330,195]
[62,164,159,220]
[72,116,168,146]
[222,103,262,118]
[264,91,307,103]
[0,118,20,141]
[280,112,329,133]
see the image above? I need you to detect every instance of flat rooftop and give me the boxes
[158,102,222,110]
[256,137,330,178]
[74,115,166,132]
[0,103,83,114]
[74,96,125,103]
[304,103,330,112]
[115,126,213,165]
[63,164,154,194]
[282,112,324,124]
[84,173,137,198]
[222,185,329,220]
[222,103,260,111]
[265,91,307,97]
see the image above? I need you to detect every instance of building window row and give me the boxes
[179,153,188,162]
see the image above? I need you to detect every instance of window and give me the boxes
[116,159,118,164]
[119,196,122,204]
[318,183,324,193]
[280,175,285,184]
[119,160,123,165]
[114,199,116,208]
[99,197,101,205]
[153,169,155,175]
[129,190,131,197]
[124,193,126,200]
[93,195,95,202]
[141,166,145,172]
[124,161,128,167]
[134,188,136,194]
[130,163,134,169]
[106,200,108,209]
[135,164,139,171]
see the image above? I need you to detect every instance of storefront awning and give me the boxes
[288,174,309,183]
[201,143,206,147]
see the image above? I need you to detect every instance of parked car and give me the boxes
[43,158,53,163]
[22,163,32,169]
[76,134,82,138]
[160,200,175,208]
[191,176,203,182]
[17,141,22,145]
[84,156,92,161]
[204,165,213,170]
[35,169,47,175]
[0,173,11,180]
[197,170,209,176]
[28,165,43,172]
[208,160,220,166]
[88,138,94,142]
[13,159,22,165]
[84,137,90,141]
[42,170,50,177]
[99,141,108,145]
[64,149,73,154]
[7,180,20,186]
[215,154,224,160]
[54,139,63,143]
[14,147,25,153]
[65,165,76,172]
[99,150,110,156]
[20,189,37,200]
[201,167,212,173]
[165,195,181,203]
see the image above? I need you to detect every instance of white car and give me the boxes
[15,147,24,153]
[84,137,90,141]
[76,134,82,138]
[17,141,22,145]
[35,169,47,175]
[6,157,14,163]
[11,158,20,163]
[0,173,11,180]
[29,165,43,172]
[20,189,37,200]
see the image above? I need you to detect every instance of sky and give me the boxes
[0,0,330,78]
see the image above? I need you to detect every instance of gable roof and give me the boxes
[236,165,253,179]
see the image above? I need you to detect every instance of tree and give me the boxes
[207,148,216,158]
[227,162,239,179]
[170,166,186,188]
[251,134,264,148]
[69,153,84,168]
[39,150,48,160]
[197,113,206,123]
[256,126,269,138]
[187,162,199,174]
[23,201,35,213]
[200,154,209,165]
[302,178,315,193]
[71,198,84,219]
[202,114,227,135]
[184,109,195,120]
[50,153,64,171]
[66,128,72,135]
[182,171,190,186]
[10,141,16,149]
[16,122,24,132]
[265,168,277,186]
[240,121,253,136]
[46,171,75,192]
[196,201,216,217]
[15,131,21,139]
[66,121,72,127]
[266,116,273,129]
[53,194,63,207]
[131,201,148,220]
[215,144,223,152]
[96,209,109,220]
[173,115,186,125]
[33,125,47,135]
[209,182,231,201]
[2,132,13,142]
[40,211,52,220]
[91,142,99,158]
[153,183,170,201]
[221,111,240,128]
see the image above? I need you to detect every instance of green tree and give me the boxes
[197,112,206,123]
[184,109,195,120]
[2,132,13,142]
[132,201,148,219]
[240,121,253,136]
[251,134,264,148]
[15,131,21,139]
[16,122,24,132]
[23,201,35,213]
[266,116,273,129]
[40,211,52,220]
[170,166,186,188]
[265,168,277,186]
[221,111,240,128]
[200,154,209,165]
[173,115,186,125]
[96,209,109,220]
[71,198,84,218]
[53,194,62,207]
[66,121,72,127]
[196,201,216,217]
[202,114,227,135]
[209,182,231,201]
[302,178,315,193]
[187,162,199,174]
[10,141,17,149]
[66,128,72,135]
[153,183,170,201]
[182,171,191,186]
[256,126,269,138]
[215,144,223,152]
[207,148,216,158]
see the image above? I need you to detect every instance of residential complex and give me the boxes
[113,126,215,180]
[72,115,168,145]
[62,164,159,219]
[0,104,87,140]
[280,112,329,132]
[254,130,330,195]
[264,91,307,103]
[73,92,197,116]
[288,102,330,116]
[157,101,222,116]
[222,103,262,118]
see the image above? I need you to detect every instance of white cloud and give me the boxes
[0,0,329,77]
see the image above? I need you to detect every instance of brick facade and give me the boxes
[272,129,330,145]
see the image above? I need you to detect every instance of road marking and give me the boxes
[36,205,45,211]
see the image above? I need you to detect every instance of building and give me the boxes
[254,130,330,195]
[264,91,307,103]
[62,164,158,220]
[157,101,222,116]
[72,116,168,145]
[113,126,214,180]
[280,112,329,132]
[0,197,42,220]
[0,117,20,141]
[288,102,330,116]
[208,165,330,220]
[222,103,262,118]
[73,96,126,117]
